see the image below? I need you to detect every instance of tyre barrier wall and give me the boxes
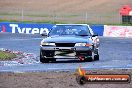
[0,22,132,37]
[0,22,104,36]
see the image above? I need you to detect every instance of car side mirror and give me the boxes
[41,32,48,36]
[92,33,98,37]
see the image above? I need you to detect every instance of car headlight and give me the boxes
[75,43,86,46]
[41,42,55,46]
[75,43,92,46]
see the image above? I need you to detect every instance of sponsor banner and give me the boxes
[0,22,104,35]
[89,25,104,36]
[104,25,132,37]
[0,22,54,34]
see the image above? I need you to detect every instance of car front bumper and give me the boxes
[40,45,93,58]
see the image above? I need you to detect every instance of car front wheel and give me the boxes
[40,50,49,63]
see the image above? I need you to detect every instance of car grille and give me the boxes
[55,43,75,47]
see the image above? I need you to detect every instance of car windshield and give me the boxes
[49,25,91,36]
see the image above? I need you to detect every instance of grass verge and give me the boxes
[0,51,16,60]
[0,19,132,25]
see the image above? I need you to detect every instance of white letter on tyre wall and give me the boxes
[32,28,39,34]
[9,24,18,33]
[25,28,31,34]
[17,27,25,33]
[40,28,49,34]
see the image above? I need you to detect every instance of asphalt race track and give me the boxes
[0,33,132,72]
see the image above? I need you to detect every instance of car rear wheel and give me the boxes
[94,54,99,60]
[94,49,99,60]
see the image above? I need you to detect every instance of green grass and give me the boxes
[0,13,20,16]
[0,19,132,25]
[0,19,68,24]
[0,51,16,60]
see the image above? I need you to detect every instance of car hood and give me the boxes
[42,35,92,43]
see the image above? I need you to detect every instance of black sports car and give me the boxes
[40,24,100,63]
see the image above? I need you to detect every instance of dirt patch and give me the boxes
[0,69,132,88]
